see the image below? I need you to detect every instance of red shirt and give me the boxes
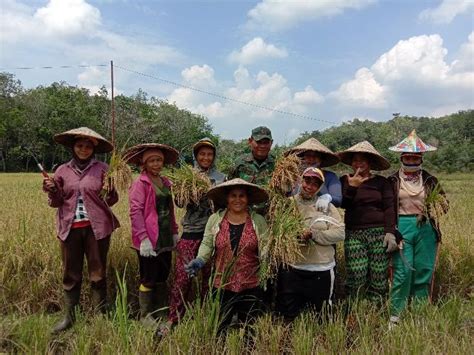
[213,216,260,292]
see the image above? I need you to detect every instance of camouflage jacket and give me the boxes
[229,153,275,186]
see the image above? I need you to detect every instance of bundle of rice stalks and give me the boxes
[165,164,212,207]
[269,153,301,195]
[102,150,133,196]
[260,192,305,282]
[422,183,449,227]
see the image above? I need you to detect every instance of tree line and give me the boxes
[1,72,472,173]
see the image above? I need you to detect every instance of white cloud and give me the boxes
[331,33,474,113]
[293,85,324,105]
[181,65,216,87]
[246,0,376,31]
[419,0,474,24]
[1,1,184,94]
[450,31,474,74]
[331,68,387,108]
[166,65,325,141]
[34,0,101,36]
[229,37,288,65]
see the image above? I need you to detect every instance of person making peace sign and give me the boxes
[338,141,398,303]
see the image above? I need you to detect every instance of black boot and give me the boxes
[139,290,156,327]
[52,288,80,334]
[153,282,169,321]
[91,287,107,314]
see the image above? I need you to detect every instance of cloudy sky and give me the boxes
[1,0,473,143]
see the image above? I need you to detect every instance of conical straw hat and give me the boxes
[206,178,269,207]
[337,141,390,171]
[389,129,437,153]
[123,143,179,166]
[285,138,340,167]
[54,127,113,153]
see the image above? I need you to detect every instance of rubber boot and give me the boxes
[52,288,80,334]
[153,282,168,321]
[139,290,156,328]
[91,287,107,314]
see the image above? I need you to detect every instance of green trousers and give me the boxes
[345,227,388,301]
[390,215,437,316]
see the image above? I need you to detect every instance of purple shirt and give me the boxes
[46,159,120,241]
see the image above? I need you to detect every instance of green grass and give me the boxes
[0,173,473,353]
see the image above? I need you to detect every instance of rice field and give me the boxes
[0,173,473,354]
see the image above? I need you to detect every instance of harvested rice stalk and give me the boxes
[165,164,211,207]
[269,153,301,196]
[102,150,133,196]
[260,191,305,282]
[420,183,449,228]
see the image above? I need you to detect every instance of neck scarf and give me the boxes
[71,154,93,174]
[399,169,424,196]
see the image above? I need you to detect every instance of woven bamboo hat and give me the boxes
[285,138,339,167]
[54,127,113,153]
[389,129,437,153]
[124,143,179,166]
[206,178,269,207]
[337,141,390,171]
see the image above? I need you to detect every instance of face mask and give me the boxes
[401,162,422,173]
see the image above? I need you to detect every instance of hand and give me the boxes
[315,194,332,212]
[140,238,157,257]
[383,233,398,253]
[43,177,57,192]
[347,168,369,187]
[172,234,179,247]
[299,229,313,242]
[185,258,205,278]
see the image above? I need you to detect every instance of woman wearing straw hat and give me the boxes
[165,138,225,331]
[387,130,449,327]
[125,143,179,326]
[185,178,269,328]
[276,167,345,320]
[42,127,120,333]
[286,137,342,210]
[338,141,398,302]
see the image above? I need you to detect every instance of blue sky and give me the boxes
[1,0,473,144]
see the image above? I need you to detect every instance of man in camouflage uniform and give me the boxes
[229,126,275,213]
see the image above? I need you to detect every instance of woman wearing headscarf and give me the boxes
[185,178,269,328]
[125,143,179,326]
[42,127,119,333]
[388,130,449,326]
[338,141,397,302]
[286,138,342,210]
[165,138,225,330]
[276,167,345,320]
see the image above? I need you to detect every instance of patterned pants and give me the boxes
[344,227,388,301]
[168,238,211,323]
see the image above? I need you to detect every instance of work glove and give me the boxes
[315,194,332,213]
[140,238,157,257]
[185,258,205,278]
[172,234,179,247]
[383,233,398,253]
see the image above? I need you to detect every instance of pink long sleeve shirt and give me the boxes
[129,172,178,250]
[46,159,120,241]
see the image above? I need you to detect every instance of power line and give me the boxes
[0,64,108,71]
[114,64,336,126]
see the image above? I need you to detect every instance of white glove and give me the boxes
[383,233,398,253]
[172,233,179,247]
[140,238,157,257]
[315,194,332,212]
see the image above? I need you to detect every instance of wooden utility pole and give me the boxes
[111,60,116,147]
